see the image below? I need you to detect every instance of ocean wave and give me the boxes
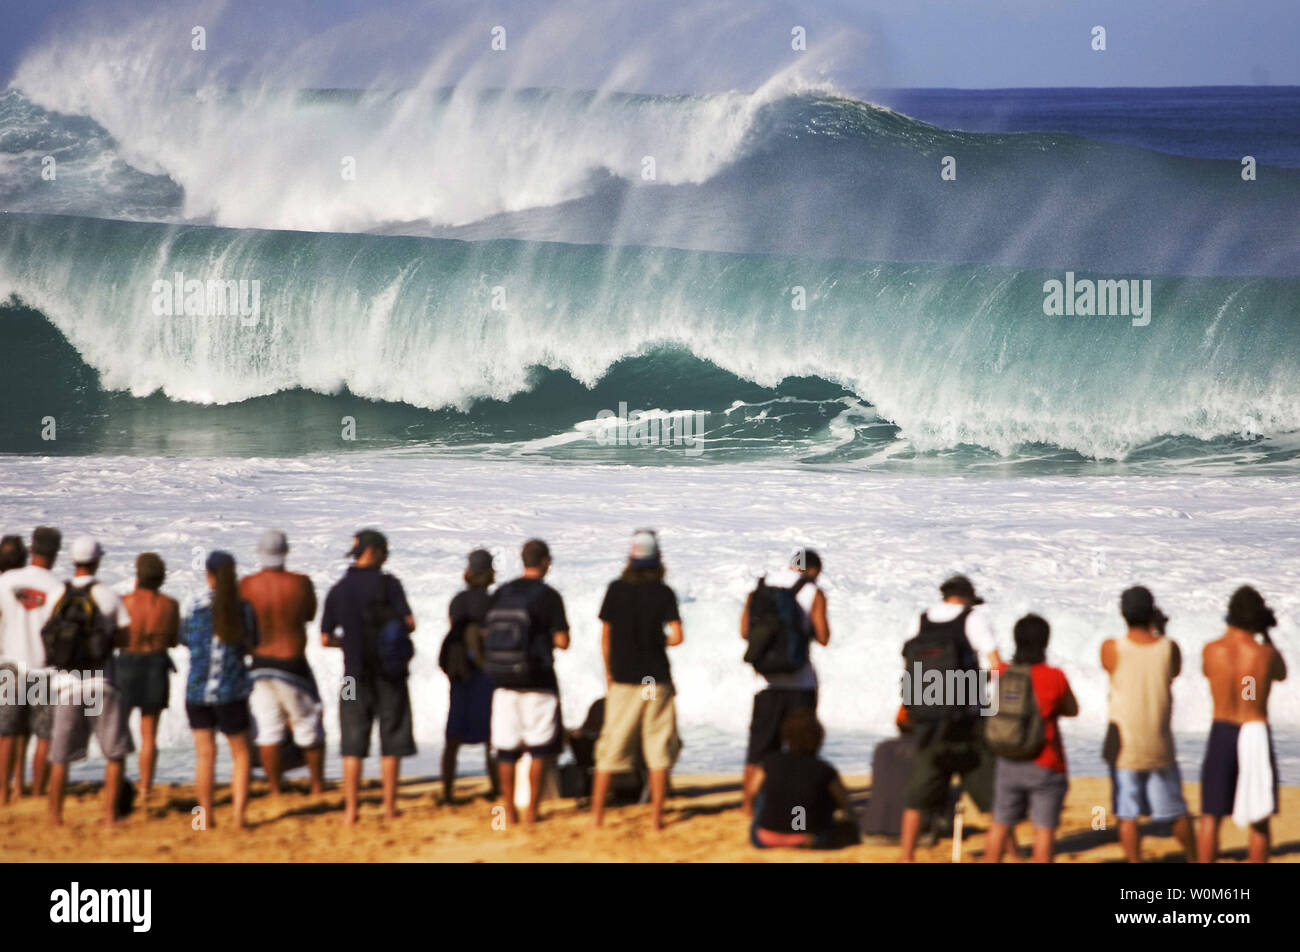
[2,213,1298,465]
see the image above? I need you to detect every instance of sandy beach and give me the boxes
[3,774,1296,863]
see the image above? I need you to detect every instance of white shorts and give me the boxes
[249,677,324,748]
[491,689,562,762]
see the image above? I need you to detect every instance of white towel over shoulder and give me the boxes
[1232,721,1275,828]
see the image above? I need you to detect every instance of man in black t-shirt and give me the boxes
[591,530,684,832]
[320,529,416,825]
[489,539,569,824]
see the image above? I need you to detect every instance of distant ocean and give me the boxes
[1,83,1297,780]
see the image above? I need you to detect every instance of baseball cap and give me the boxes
[629,529,660,568]
[466,548,493,573]
[205,550,235,574]
[347,529,388,559]
[70,536,104,565]
[257,529,289,568]
[1120,586,1157,626]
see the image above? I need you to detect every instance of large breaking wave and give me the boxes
[2,212,1298,466]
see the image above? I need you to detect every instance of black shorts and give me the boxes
[903,718,994,813]
[186,700,251,736]
[117,651,172,714]
[746,688,817,765]
[340,676,416,758]
[1200,720,1279,819]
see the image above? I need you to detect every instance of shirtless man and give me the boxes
[1198,586,1287,863]
[120,553,180,802]
[240,530,323,795]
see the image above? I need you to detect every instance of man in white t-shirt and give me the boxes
[0,526,64,804]
[740,548,830,815]
[46,536,134,827]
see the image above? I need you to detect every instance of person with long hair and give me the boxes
[181,551,259,829]
[119,553,179,803]
[591,530,684,831]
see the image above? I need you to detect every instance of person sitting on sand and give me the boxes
[439,548,499,804]
[119,552,179,803]
[47,537,135,827]
[591,530,684,832]
[746,708,857,849]
[740,548,829,815]
[241,530,325,797]
[983,614,1078,863]
[321,529,417,824]
[181,550,259,829]
[1198,586,1287,863]
[1101,586,1196,862]
[484,539,570,826]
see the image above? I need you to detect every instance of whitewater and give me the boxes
[1,454,1295,782]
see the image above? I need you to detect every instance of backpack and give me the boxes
[439,592,489,682]
[41,582,112,671]
[984,664,1047,760]
[439,631,473,682]
[900,607,979,725]
[743,577,811,675]
[363,575,414,681]
[481,584,546,688]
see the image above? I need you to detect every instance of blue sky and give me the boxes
[3,0,1297,90]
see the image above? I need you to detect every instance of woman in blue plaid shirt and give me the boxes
[181,550,259,829]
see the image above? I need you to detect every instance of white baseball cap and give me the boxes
[70,536,104,564]
[629,529,660,566]
[257,529,289,568]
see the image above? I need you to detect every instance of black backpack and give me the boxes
[439,630,474,682]
[362,575,413,681]
[984,664,1047,760]
[481,584,546,688]
[743,577,811,675]
[900,607,980,725]
[41,582,112,671]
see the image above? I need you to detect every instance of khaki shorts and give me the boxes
[595,681,680,773]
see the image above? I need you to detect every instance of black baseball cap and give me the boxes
[347,529,388,558]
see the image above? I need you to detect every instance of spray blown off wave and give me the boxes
[4,85,1300,276]
[1,212,1298,466]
